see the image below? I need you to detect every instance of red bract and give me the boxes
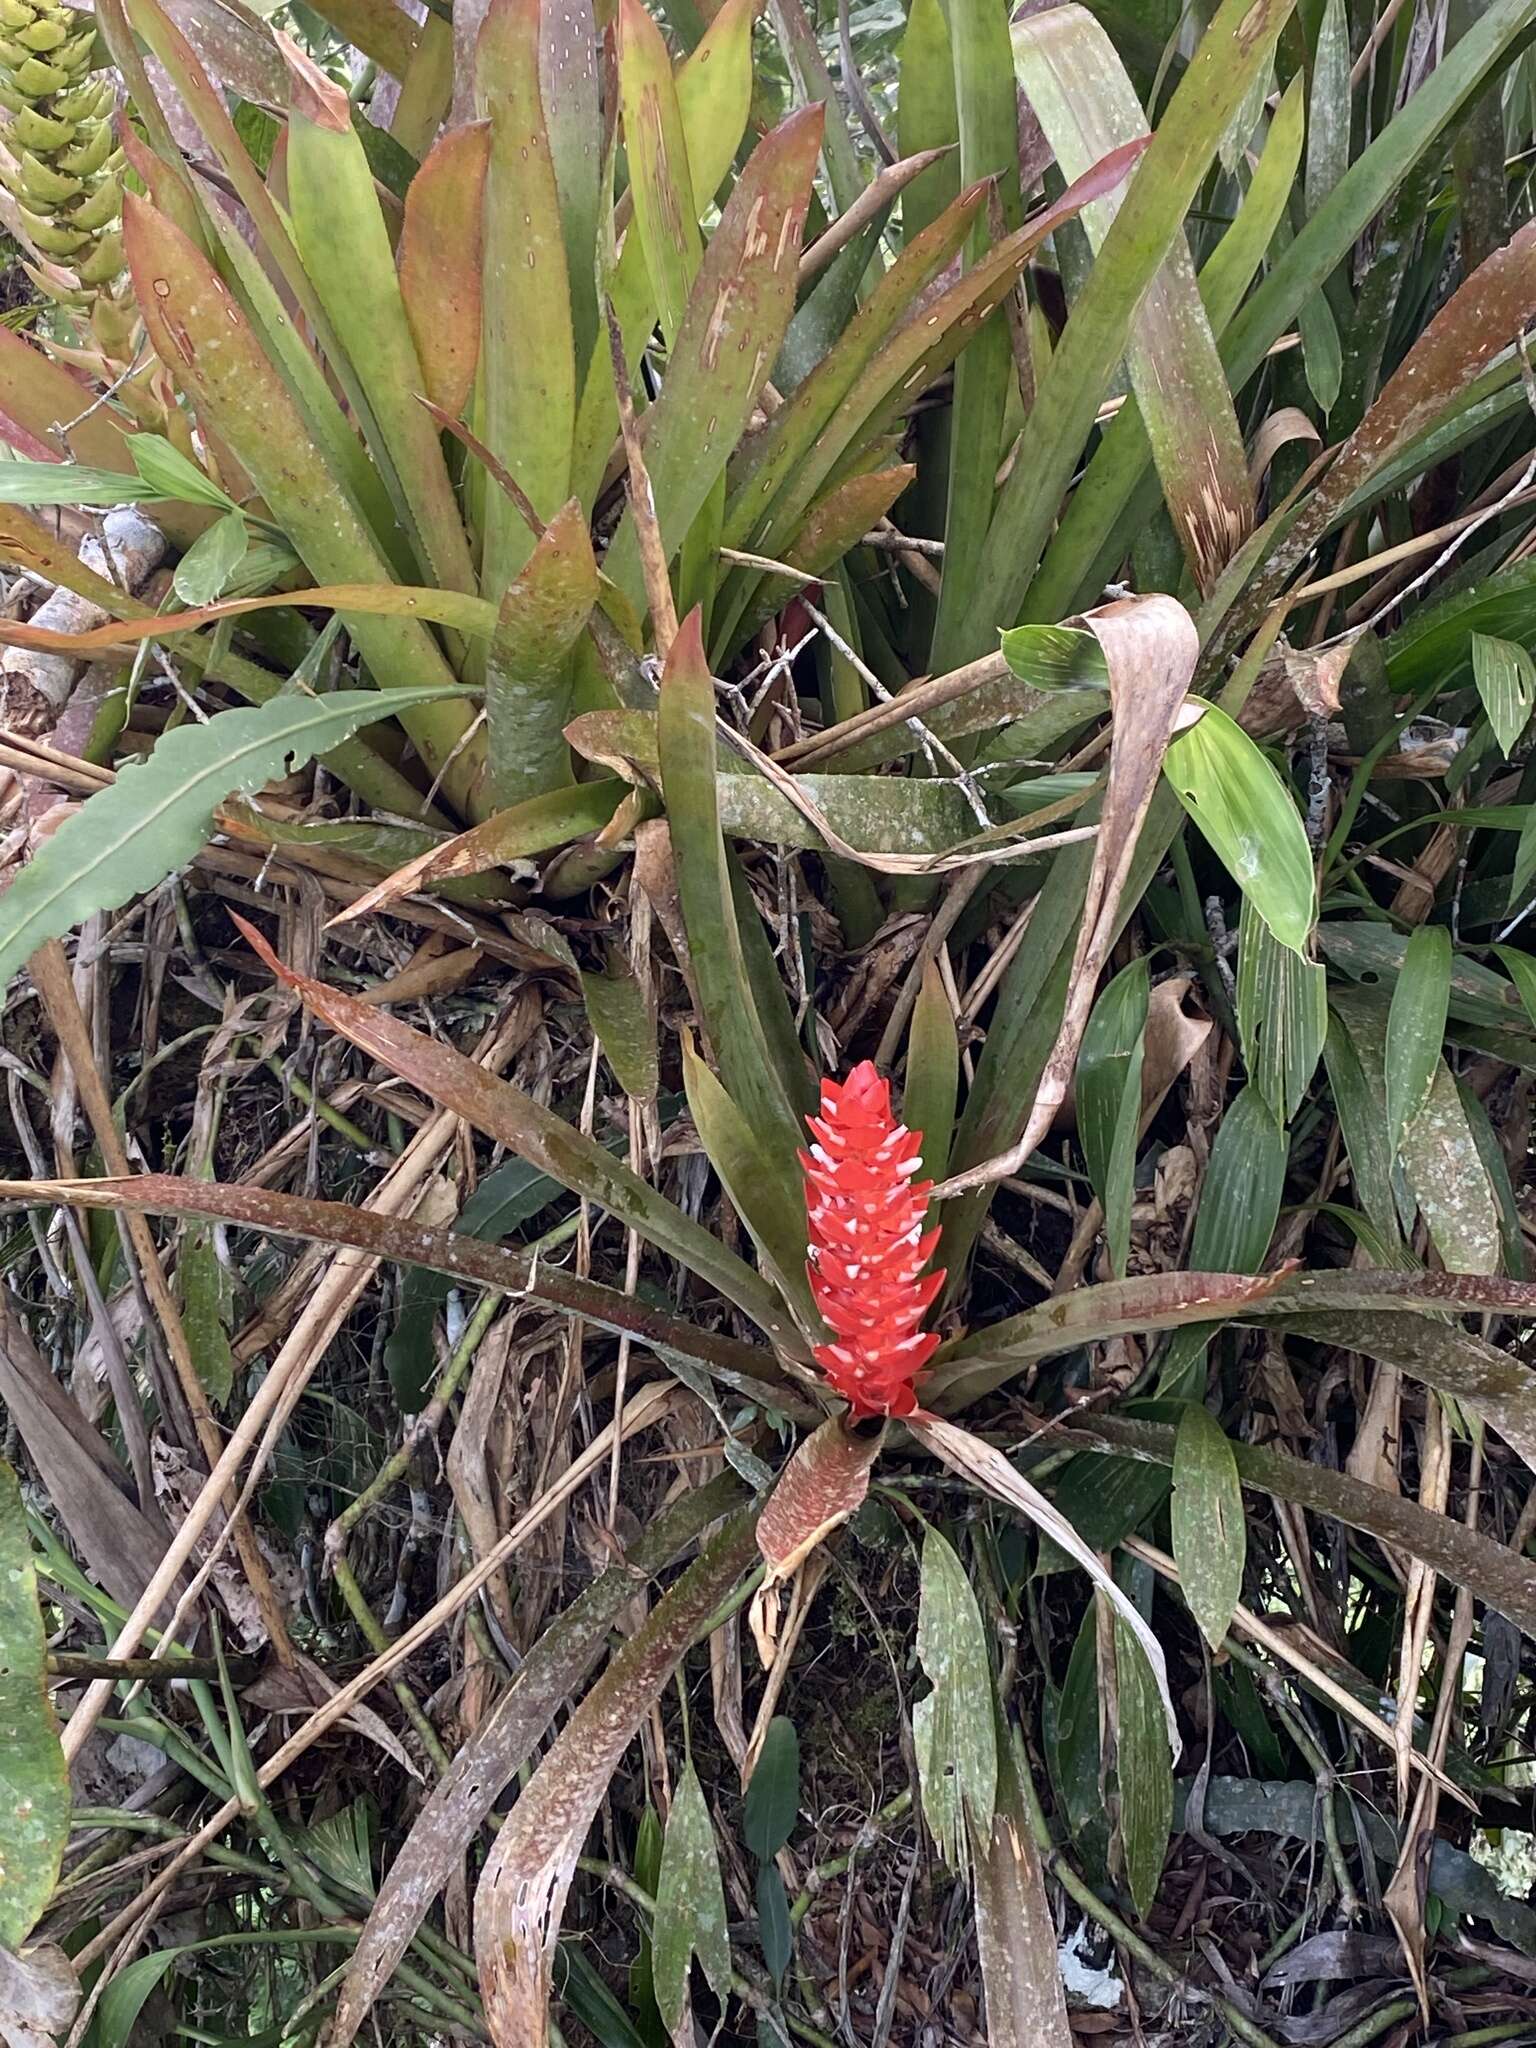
[801,1060,944,1418]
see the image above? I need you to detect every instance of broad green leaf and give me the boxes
[1320,921,1532,1036]
[120,194,482,817]
[1010,3,1252,593]
[397,121,490,420]
[652,1763,730,2041]
[1171,1404,1244,1650]
[558,1947,651,2048]
[0,1460,68,1947]
[1471,632,1536,755]
[477,0,576,596]
[618,0,700,346]
[1330,988,1500,1275]
[180,1224,234,1407]
[1304,0,1350,215]
[930,0,1024,651]
[657,613,804,1184]
[1112,1607,1172,1916]
[1077,957,1148,1277]
[1298,282,1343,415]
[0,688,457,994]
[1405,1061,1503,1276]
[605,107,822,612]
[756,1864,793,1989]
[954,0,1297,662]
[743,1717,800,1860]
[905,958,959,1188]
[84,1947,181,2048]
[1236,900,1327,1127]
[128,431,239,510]
[1045,1606,1101,1838]
[581,955,658,1105]
[1513,808,1536,913]
[1460,1077,1528,1281]
[896,0,959,242]
[284,42,477,602]
[1385,925,1452,1154]
[486,499,598,807]
[0,459,171,508]
[1495,944,1536,1033]
[172,510,248,605]
[1164,705,1315,953]
[538,0,601,381]
[912,1525,998,1876]
[1154,1083,1287,1397]
[681,1036,811,1320]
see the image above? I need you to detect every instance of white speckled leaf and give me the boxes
[652,1763,730,2042]
[912,1525,997,1876]
[0,1460,68,1948]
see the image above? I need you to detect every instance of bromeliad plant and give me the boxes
[6,0,1536,2036]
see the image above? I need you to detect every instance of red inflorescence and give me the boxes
[801,1060,945,1419]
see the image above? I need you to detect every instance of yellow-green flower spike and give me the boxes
[0,0,127,322]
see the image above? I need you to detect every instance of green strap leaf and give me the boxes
[912,1524,998,1877]
[1471,632,1536,755]
[1171,1404,1245,1651]
[1385,925,1452,1155]
[0,1459,68,1948]
[743,1716,800,1861]
[652,1763,731,2041]
[0,688,459,995]
[1163,704,1316,953]
[1112,1605,1173,1916]
[1077,957,1149,1278]
[1236,899,1327,1128]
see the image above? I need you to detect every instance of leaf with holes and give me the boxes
[1164,705,1315,953]
[1471,632,1536,755]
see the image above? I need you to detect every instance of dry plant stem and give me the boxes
[28,938,295,1671]
[155,1002,539,1663]
[58,995,536,1762]
[874,868,985,1067]
[328,1284,507,1562]
[328,1551,454,1774]
[1393,1401,1451,1812]
[605,294,678,656]
[71,1382,683,1985]
[775,648,1011,769]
